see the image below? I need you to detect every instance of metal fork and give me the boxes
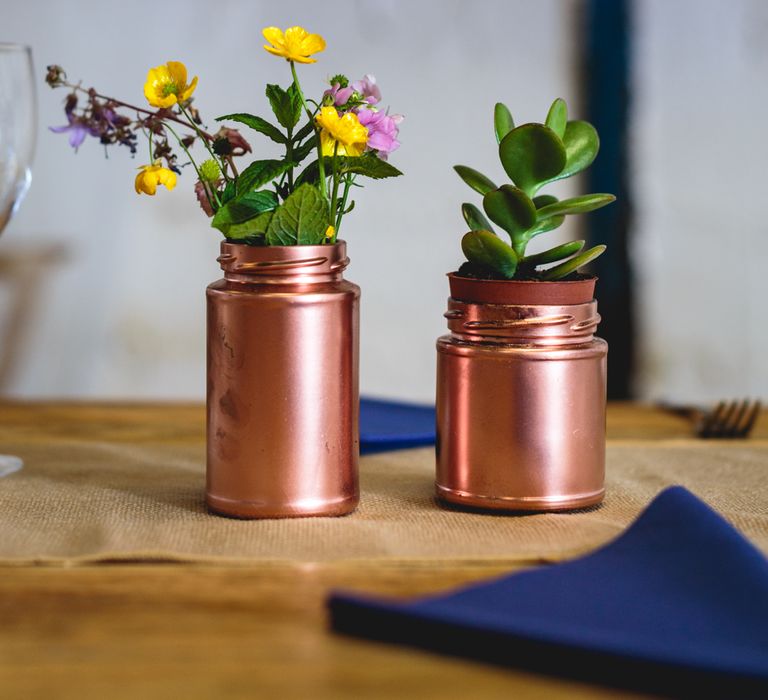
[697,399,762,439]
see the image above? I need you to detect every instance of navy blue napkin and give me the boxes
[329,487,768,697]
[359,397,435,454]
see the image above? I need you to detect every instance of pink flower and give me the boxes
[355,108,402,158]
[351,74,381,105]
[325,83,355,107]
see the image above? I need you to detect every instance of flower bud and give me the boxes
[200,159,221,183]
[45,65,67,87]
[329,74,349,88]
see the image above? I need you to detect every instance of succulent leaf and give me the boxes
[545,98,567,139]
[527,214,565,238]
[540,120,600,186]
[536,193,615,219]
[522,240,584,266]
[482,185,537,246]
[498,124,566,196]
[540,244,606,280]
[532,194,558,209]
[494,102,515,144]
[461,230,518,279]
[461,202,495,234]
[454,165,497,195]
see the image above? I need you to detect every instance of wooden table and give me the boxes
[0,403,764,700]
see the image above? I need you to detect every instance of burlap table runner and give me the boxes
[1,440,766,565]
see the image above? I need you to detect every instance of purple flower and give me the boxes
[356,108,402,158]
[324,82,355,107]
[49,114,93,151]
[351,74,381,105]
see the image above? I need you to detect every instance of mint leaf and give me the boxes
[236,159,294,195]
[340,154,403,179]
[216,113,286,144]
[266,83,302,131]
[295,154,402,187]
[211,190,278,235]
[222,211,274,241]
[265,184,328,245]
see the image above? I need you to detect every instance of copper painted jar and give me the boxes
[206,240,360,518]
[436,274,607,512]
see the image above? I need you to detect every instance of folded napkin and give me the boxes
[329,487,768,697]
[359,397,435,454]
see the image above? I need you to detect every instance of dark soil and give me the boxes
[455,262,590,282]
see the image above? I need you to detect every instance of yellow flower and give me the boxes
[325,225,335,239]
[144,61,198,109]
[135,162,177,196]
[315,107,368,157]
[262,26,326,64]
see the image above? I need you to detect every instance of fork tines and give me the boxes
[697,399,762,439]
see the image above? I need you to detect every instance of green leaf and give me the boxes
[494,102,514,144]
[461,230,518,279]
[293,119,316,143]
[498,124,566,196]
[540,245,606,280]
[461,203,494,234]
[236,159,295,195]
[532,194,558,209]
[536,194,615,219]
[286,83,304,129]
[454,165,497,196]
[340,154,403,179]
[266,83,302,130]
[541,120,600,186]
[220,181,236,205]
[222,211,274,241]
[265,184,328,245]
[522,240,584,266]
[211,190,279,235]
[292,138,317,164]
[545,98,567,139]
[215,113,286,144]
[297,154,402,184]
[295,159,320,187]
[482,185,537,247]
[527,215,565,238]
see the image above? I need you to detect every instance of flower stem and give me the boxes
[179,103,228,181]
[290,61,327,202]
[330,142,340,229]
[286,124,294,191]
[334,174,353,238]
[61,81,213,139]
[164,121,219,210]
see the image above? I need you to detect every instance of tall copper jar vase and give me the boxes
[436,274,607,512]
[206,241,360,518]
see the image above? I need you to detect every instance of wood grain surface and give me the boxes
[1,402,763,699]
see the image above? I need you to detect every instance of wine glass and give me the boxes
[0,44,36,477]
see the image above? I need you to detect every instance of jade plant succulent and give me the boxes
[454,98,615,280]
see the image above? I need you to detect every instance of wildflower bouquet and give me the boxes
[47,26,403,245]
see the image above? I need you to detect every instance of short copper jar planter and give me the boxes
[206,241,360,519]
[436,274,607,512]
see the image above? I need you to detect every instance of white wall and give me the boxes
[632,0,768,402]
[2,0,580,401]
